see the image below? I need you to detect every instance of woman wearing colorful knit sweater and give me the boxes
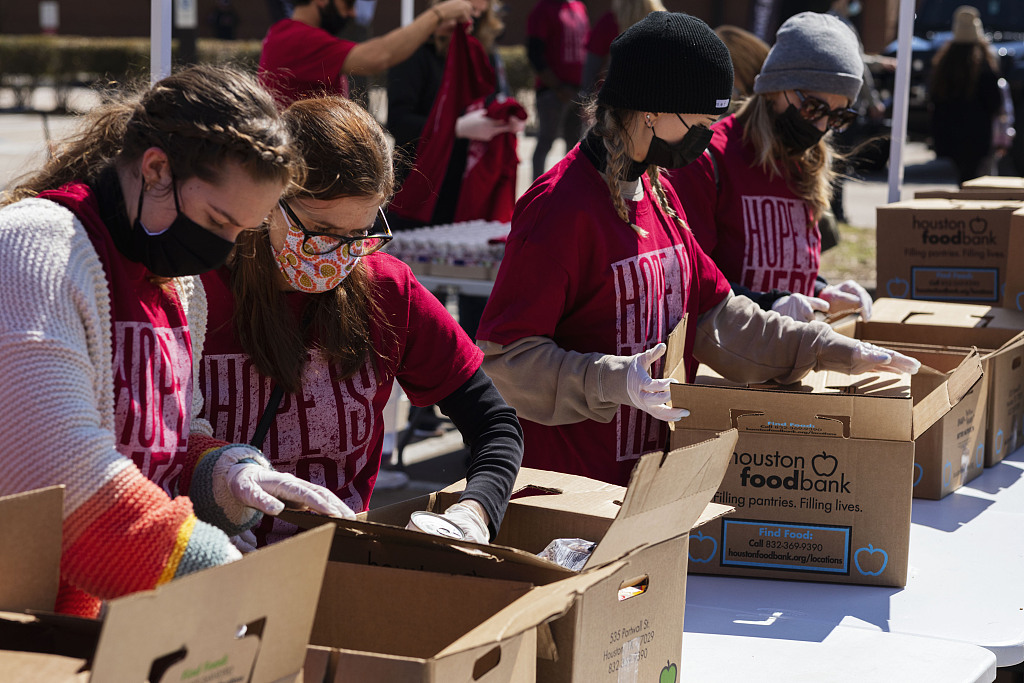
[0,65,352,617]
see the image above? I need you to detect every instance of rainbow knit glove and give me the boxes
[189,444,271,537]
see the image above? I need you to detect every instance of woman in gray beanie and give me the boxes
[474,11,917,487]
[668,11,874,324]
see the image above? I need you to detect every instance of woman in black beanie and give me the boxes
[474,12,918,486]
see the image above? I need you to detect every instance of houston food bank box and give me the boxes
[0,486,334,683]
[839,299,1024,467]
[664,324,981,587]
[284,431,736,683]
[875,198,1024,306]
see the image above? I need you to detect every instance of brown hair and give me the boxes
[930,42,1000,102]
[230,96,395,392]
[715,25,770,102]
[3,64,296,206]
[735,94,836,219]
[582,98,689,238]
[613,0,666,34]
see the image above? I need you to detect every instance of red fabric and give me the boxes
[455,99,528,222]
[527,0,589,88]
[476,145,731,485]
[586,11,619,58]
[198,253,482,546]
[389,25,496,222]
[666,115,821,296]
[258,19,356,107]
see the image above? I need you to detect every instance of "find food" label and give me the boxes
[720,519,851,575]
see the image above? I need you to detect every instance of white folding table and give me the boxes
[681,448,1024,678]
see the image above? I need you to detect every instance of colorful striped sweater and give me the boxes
[0,190,265,618]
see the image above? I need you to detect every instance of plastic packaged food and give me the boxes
[537,538,597,571]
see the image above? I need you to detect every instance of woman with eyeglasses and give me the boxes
[475,13,918,487]
[198,95,524,548]
[667,12,874,323]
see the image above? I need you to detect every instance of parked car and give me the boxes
[876,0,1024,172]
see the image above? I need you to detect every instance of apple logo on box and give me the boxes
[854,544,888,576]
[975,444,984,468]
[969,216,987,234]
[996,429,1004,456]
[913,463,923,487]
[688,531,717,563]
[887,277,909,298]
[812,452,838,477]
[942,461,952,487]
[660,661,678,683]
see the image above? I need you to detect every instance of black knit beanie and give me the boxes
[597,12,734,115]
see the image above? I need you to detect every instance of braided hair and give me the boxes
[4,63,298,205]
[583,98,690,237]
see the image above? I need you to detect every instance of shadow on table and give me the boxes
[967,458,1023,497]
[684,574,897,642]
[912,491,994,532]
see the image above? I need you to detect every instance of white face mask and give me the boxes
[272,206,361,293]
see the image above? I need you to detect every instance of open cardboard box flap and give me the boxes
[436,560,624,658]
[284,430,736,578]
[865,299,1024,349]
[0,484,334,683]
[665,325,982,443]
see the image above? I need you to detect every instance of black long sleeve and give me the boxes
[526,36,548,75]
[386,43,445,170]
[730,282,790,310]
[436,368,524,539]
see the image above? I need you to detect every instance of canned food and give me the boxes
[409,511,466,540]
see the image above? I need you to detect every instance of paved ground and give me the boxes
[0,91,963,508]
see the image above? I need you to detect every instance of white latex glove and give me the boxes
[850,341,921,375]
[226,463,356,519]
[455,108,515,141]
[625,343,690,422]
[229,529,258,554]
[820,280,873,319]
[771,293,829,322]
[405,502,491,544]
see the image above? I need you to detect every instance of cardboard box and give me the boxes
[843,299,1024,466]
[666,332,981,586]
[963,176,1024,190]
[285,432,736,683]
[875,199,1024,306]
[0,486,334,683]
[868,343,988,499]
[1002,211,1024,311]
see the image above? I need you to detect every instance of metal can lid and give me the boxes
[409,511,466,540]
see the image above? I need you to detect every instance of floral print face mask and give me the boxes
[272,205,362,293]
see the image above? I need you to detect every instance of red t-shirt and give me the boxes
[527,0,589,88]
[667,115,821,296]
[586,11,619,58]
[258,19,356,107]
[476,144,731,486]
[199,253,482,545]
[40,183,193,495]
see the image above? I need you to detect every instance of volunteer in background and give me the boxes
[713,25,770,108]
[199,96,524,547]
[579,0,666,99]
[474,13,919,486]
[258,0,475,107]
[667,12,874,323]
[0,65,351,618]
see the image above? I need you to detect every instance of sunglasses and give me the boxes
[788,90,858,132]
[279,200,393,257]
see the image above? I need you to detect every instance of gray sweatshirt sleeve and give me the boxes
[693,291,863,384]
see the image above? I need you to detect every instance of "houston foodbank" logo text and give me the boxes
[912,215,995,245]
[734,450,850,493]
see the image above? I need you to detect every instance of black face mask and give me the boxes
[643,119,714,169]
[132,180,235,277]
[318,0,349,35]
[774,104,827,155]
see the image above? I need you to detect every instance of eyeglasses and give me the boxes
[788,90,858,132]
[279,200,393,257]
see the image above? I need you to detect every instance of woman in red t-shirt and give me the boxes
[200,96,524,548]
[475,13,918,486]
[668,12,874,323]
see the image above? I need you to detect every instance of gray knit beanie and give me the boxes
[753,12,864,102]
